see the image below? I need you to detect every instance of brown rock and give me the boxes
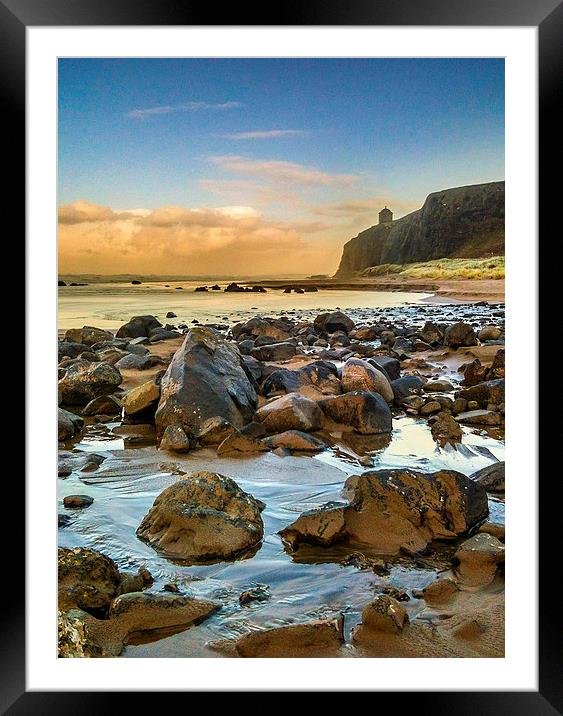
[279,468,488,556]
[341,358,394,401]
[197,416,237,446]
[122,379,160,417]
[431,412,462,446]
[58,547,121,612]
[136,471,264,562]
[264,430,326,452]
[422,577,459,605]
[234,616,344,657]
[216,431,269,456]
[160,424,191,453]
[254,393,322,434]
[453,533,505,586]
[319,391,392,434]
[356,595,409,634]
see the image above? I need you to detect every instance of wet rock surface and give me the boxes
[280,468,488,555]
[155,328,257,438]
[136,471,265,562]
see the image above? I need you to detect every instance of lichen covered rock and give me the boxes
[136,471,264,562]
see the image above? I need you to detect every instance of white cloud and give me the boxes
[127,101,242,119]
[208,155,358,186]
[220,129,306,140]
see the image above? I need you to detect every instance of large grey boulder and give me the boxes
[155,327,257,439]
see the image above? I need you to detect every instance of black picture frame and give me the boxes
[6,0,557,709]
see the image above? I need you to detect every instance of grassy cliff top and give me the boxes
[360,256,505,280]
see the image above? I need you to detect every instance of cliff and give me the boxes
[335,181,504,277]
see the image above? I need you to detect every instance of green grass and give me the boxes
[361,256,505,280]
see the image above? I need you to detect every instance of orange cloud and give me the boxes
[58,200,339,275]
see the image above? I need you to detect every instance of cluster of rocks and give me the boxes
[57,546,218,656]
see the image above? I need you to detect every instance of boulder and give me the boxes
[58,611,104,658]
[420,321,443,345]
[420,400,441,416]
[115,315,162,339]
[250,342,297,362]
[160,425,191,453]
[456,410,502,426]
[453,533,505,586]
[254,393,323,434]
[444,322,478,348]
[233,317,291,342]
[58,408,84,440]
[424,379,454,392]
[460,359,489,387]
[233,616,344,657]
[216,432,269,456]
[82,394,122,416]
[262,361,340,399]
[390,375,424,402]
[430,412,462,446]
[58,547,122,612]
[314,311,355,335]
[63,495,94,509]
[115,353,152,370]
[58,341,90,360]
[319,391,392,434]
[471,461,505,493]
[279,468,488,555]
[58,361,122,405]
[107,591,219,630]
[197,416,237,446]
[353,326,379,341]
[368,356,401,381]
[148,327,181,342]
[422,577,459,605]
[478,325,502,341]
[122,380,161,417]
[136,471,264,562]
[355,596,408,635]
[341,358,394,402]
[456,379,504,408]
[155,328,257,438]
[488,349,505,380]
[264,430,326,453]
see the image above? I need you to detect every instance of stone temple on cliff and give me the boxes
[378,206,393,225]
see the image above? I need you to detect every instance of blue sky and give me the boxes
[58,58,504,275]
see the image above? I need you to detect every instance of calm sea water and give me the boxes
[58,279,432,330]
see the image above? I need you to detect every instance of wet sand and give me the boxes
[244,277,505,303]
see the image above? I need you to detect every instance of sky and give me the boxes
[58,58,505,276]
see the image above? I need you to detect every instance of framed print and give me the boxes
[4,0,558,708]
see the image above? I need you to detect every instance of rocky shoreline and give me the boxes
[58,298,505,658]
